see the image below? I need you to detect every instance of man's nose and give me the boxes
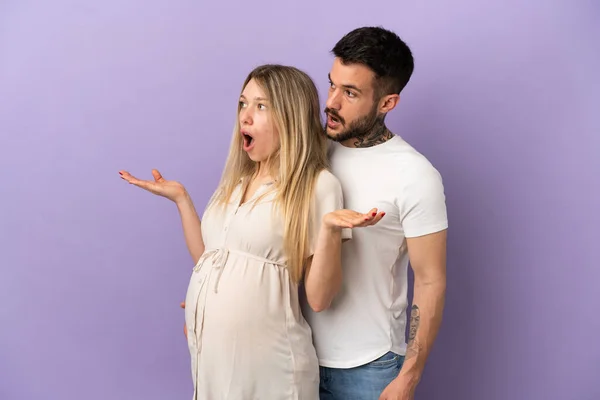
[326,89,341,111]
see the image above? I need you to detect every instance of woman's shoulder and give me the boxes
[313,168,343,198]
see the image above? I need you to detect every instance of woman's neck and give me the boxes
[254,162,275,184]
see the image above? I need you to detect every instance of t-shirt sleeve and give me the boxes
[399,165,448,238]
[308,170,352,256]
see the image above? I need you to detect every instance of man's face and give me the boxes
[324,57,380,143]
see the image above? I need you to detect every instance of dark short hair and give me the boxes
[332,26,414,98]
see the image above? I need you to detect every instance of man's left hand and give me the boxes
[379,376,417,400]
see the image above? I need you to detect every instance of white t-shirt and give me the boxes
[301,135,448,368]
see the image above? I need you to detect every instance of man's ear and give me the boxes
[379,94,400,114]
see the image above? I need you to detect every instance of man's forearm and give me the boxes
[399,277,446,382]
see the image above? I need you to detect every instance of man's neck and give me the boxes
[342,123,394,148]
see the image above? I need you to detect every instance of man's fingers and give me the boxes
[180,301,186,309]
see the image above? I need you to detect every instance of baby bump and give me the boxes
[185,251,295,329]
[186,252,319,391]
[206,256,291,329]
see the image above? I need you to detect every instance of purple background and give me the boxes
[1,1,598,399]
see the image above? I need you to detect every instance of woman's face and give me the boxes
[238,79,280,163]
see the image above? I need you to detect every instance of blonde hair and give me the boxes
[212,64,328,283]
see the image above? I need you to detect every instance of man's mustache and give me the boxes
[324,108,345,125]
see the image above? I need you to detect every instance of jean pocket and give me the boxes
[367,351,400,368]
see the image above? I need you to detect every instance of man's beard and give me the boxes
[324,104,382,143]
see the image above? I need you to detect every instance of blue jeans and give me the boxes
[319,351,405,399]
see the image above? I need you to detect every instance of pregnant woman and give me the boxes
[119,64,383,399]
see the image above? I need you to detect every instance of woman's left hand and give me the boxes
[323,208,385,229]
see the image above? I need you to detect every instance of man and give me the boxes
[181,25,446,399]
[301,26,448,400]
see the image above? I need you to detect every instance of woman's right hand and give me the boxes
[119,169,187,204]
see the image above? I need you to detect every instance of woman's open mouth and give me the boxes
[242,131,254,151]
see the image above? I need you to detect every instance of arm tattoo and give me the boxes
[405,304,422,360]
[351,120,394,148]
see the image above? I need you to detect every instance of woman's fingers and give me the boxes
[324,208,386,229]
[362,212,384,226]
[152,169,165,183]
[119,170,160,193]
[368,211,385,225]
[118,170,133,181]
[335,216,354,229]
[351,209,385,227]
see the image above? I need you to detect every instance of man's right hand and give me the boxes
[180,301,187,339]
